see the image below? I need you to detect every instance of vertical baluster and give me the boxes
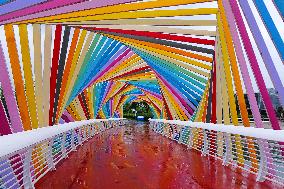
[202,130,209,156]
[70,130,76,151]
[256,139,267,181]
[61,133,67,159]
[23,148,34,189]
[47,139,56,170]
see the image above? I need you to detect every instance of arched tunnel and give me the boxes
[0,0,284,188]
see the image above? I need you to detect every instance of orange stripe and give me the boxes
[4,24,32,131]
[219,2,250,127]
[105,34,213,62]
[56,28,80,122]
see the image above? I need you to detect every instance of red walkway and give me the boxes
[36,122,280,189]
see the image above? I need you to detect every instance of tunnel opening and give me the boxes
[123,101,154,121]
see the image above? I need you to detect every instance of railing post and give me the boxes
[161,123,166,136]
[149,121,153,129]
[47,139,56,170]
[177,125,183,144]
[23,147,34,189]
[256,139,267,182]
[152,122,156,132]
[154,122,158,132]
[171,124,176,140]
[78,128,82,146]
[92,124,96,136]
[61,133,67,159]
[223,133,231,166]
[87,124,91,138]
[103,122,106,130]
[70,130,76,151]
[202,130,209,156]
[83,125,87,141]
[187,127,193,149]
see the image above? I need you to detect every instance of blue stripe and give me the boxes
[254,0,284,61]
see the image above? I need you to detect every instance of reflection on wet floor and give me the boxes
[36,121,280,189]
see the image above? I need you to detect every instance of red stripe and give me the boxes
[146,97,161,113]
[86,27,215,46]
[211,57,217,124]
[78,94,89,119]
[83,90,92,119]
[112,66,151,80]
[161,93,173,120]
[0,99,11,135]
[49,25,62,125]
[111,84,128,98]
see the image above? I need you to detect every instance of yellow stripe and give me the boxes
[19,24,39,129]
[66,106,80,121]
[218,1,250,127]
[60,19,217,26]
[105,34,212,70]
[57,30,88,121]
[4,24,32,130]
[42,25,52,127]
[218,14,238,125]
[73,98,87,120]
[19,0,216,23]
[33,24,44,127]
[26,9,217,24]
[87,87,95,119]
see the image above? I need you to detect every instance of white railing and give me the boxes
[149,119,284,186]
[0,118,126,189]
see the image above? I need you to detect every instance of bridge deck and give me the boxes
[36,122,279,189]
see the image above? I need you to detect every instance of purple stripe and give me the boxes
[91,49,133,84]
[59,118,65,124]
[63,110,75,122]
[0,43,23,133]
[223,2,277,170]
[222,0,264,129]
[229,0,280,130]
[155,70,194,116]
[85,47,130,89]
[239,0,284,106]
[0,0,85,22]
[137,87,162,100]
[0,99,11,135]
[110,98,113,117]
[61,114,69,123]
[1,0,140,24]
[100,82,113,109]
[0,0,48,15]
[0,160,20,188]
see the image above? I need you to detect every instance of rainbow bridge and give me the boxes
[0,0,284,188]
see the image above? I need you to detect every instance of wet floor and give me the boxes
[36,121,280,189]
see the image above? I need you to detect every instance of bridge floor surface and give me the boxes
[36,121,279,189]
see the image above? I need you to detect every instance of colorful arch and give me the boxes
[0,0,283,137]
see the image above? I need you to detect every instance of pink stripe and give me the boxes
[222,0,263,129]
[92,49,133,84]
[224,2,277,171]
[229,0,280,130]
[0,43,23,133]
[0,0,85,23]
[62,110,75,122]
[135,87,162,100]
[1,0,140,24]
[85,48,132,89]
[0,99,11,135]
[155,71,193,118]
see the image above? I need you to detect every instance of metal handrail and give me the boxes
[149,119,284,186]
[0,118,126,189]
